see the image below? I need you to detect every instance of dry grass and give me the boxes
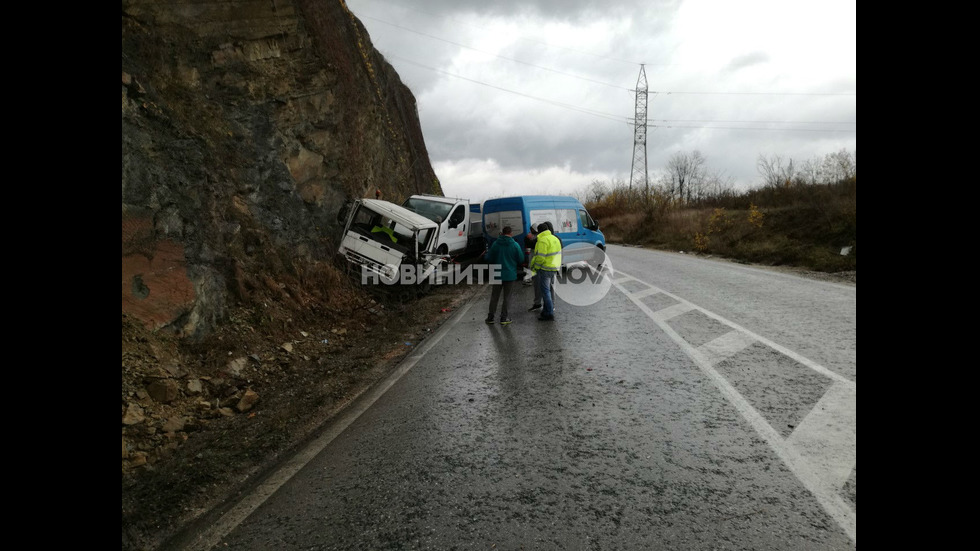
[589,179,856,272]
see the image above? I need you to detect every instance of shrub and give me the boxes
[586,177,854,273]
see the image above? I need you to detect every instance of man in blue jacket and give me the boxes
[485,226,525,325]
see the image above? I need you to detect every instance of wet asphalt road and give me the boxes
[184,245,856,550]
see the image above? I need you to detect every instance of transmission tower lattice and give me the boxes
[629,65,648,193]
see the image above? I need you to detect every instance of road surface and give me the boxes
[175,245,856,550]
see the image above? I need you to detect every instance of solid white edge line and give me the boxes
[182,285,484,551]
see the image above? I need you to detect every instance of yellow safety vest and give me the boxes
[529,230,562,272]
[371,225,398,243]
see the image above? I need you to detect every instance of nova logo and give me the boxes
[555,266,606,285]
[553,243,614,306]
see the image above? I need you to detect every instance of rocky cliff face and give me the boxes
[121,3,453,548]
[122,0,440,338]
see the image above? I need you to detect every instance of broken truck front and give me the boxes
[337,198,444,285]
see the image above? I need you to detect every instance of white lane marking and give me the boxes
[610,274,632,282]
[616,270,853,388]
[606,245,857,292]
[180,289,482,551]
[628,287,660,300]
[786,383,857,491]
[611,270,856,544]
[697,330,757,365]
[695,305,854,389]
[650,302,693,322]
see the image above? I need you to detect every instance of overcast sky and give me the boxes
[344,0,856,204]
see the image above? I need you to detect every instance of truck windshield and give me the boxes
[349,205,421,253]
[403,198,452,223]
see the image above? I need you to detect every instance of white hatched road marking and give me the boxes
[650,302,694,322]
[697,330,758,365]
[627,286,660,300]
[612,270,856,544]
[786,383,857,490]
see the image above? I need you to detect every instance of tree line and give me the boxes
[580,147,856,211]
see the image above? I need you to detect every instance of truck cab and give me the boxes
[338,199,439,284]
[402,195,481,258]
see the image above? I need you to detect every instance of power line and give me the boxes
[392,55,855,132]
[653,119,855,125]
[352,6,644,67]
[389,54,628,123]
[654,91,856,96]
[354,10,856,98]
[349,6,856,132]
[361,14,631,91]
[649,124,856,133]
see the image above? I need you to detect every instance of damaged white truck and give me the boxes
[336,198,444,290]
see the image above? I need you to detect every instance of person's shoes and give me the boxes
[537,314,555,321]
[528,304,542,311]
[499,318,512,325]
[485,315,494,324]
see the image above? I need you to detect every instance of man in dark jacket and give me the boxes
[485,226,525,325]
[524,225,538,287]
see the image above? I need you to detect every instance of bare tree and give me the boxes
[687,150,709,202]
[757,153,798,187]
[783,158,797,186]
[822,148,856,183]
[657,168,675,199]
[704,169,736,199]
[757,153,783,187]
[797,156,823,186]
[587,179,608,204]
[666,150,708,203]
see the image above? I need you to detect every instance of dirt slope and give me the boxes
[122,280,478,551]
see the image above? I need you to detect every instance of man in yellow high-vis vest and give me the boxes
[528,223,562,321]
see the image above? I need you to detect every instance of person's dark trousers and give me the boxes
[489,280,514,319]
[539,270,556,318]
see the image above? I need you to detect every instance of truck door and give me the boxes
[445,204,467,254]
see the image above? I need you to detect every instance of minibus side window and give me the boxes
[579,209,597,231]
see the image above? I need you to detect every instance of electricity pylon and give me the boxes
[629,64,648,195]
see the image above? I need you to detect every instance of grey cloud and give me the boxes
[348,0,856,192]
[725,51,770,72]
[354,0,682,25]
